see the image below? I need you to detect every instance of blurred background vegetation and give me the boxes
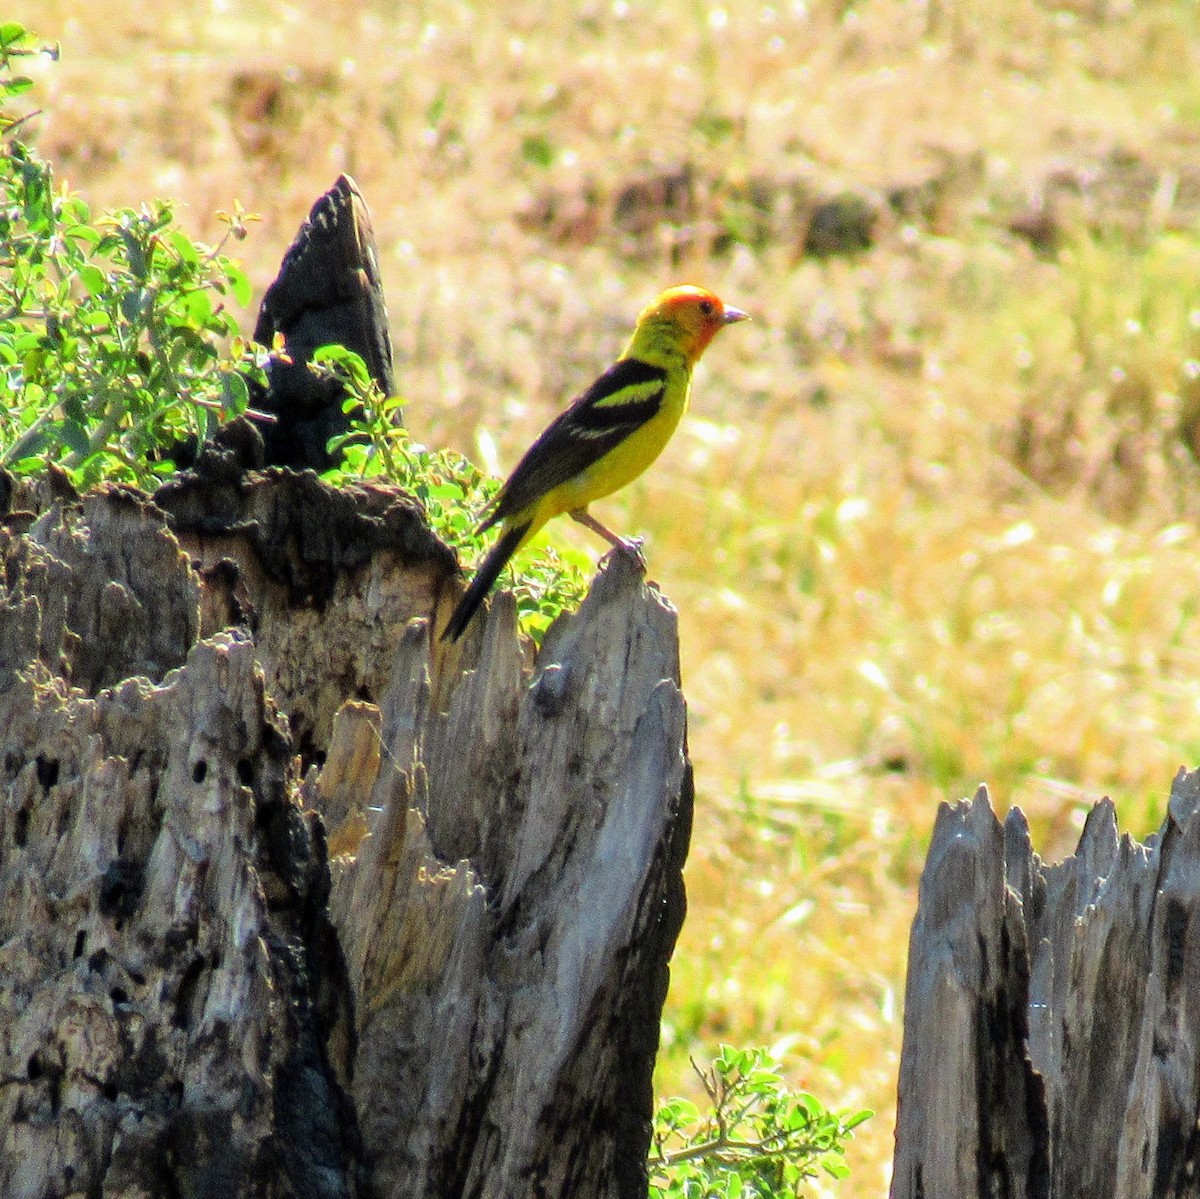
[17,1,1200,1190]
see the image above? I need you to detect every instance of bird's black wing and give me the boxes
[482,357,667,529]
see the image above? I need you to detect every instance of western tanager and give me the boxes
[441,285,748,642]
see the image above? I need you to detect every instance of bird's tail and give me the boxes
[441,521,531,642]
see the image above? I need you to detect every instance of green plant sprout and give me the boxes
[651,1046,871,1199]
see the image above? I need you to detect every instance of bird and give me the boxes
[441,285,749,642]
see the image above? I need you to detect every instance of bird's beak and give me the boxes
[723,306,750,324]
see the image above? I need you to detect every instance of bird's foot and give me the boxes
[615,536,647,570]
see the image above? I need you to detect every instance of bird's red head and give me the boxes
[635,285,750,363]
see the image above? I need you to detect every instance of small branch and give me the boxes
[2,108,42,138]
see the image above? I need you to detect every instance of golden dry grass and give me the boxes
[21,1,1200,1191]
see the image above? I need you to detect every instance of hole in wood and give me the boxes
[14,804,29,848]
[99,859,145,922]
[174,956,207,1030]
[35,755,59,790]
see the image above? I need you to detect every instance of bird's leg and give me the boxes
[569,507,625,548]
[569,508,646,565]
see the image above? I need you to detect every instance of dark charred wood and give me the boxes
[252,175,397,470]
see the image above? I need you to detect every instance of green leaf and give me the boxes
[77,263,107,298]
[6,430,48,461]
[219,368,249,414]
[176,286,215,325]
[121,287,153,324]
[65,223,101,251]
[222,260,252,306]
[0,23,31,59]
[80,307,112,331]
[168,228,201,265]
[51,418,91,456]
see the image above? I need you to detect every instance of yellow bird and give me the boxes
[442,285,748,642]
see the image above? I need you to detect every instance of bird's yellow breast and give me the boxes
[551,375,690,516]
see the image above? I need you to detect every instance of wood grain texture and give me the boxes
[155,462,456,761]
[326,548,692,1199]
[0,487,353,1196]
[892,773,1200,1199]
[1,473,693,1199]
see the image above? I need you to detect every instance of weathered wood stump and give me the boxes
[253,174,398,470]
[0,468,692,1199]
[892,772,1200,1199]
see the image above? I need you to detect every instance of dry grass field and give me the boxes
[20,0,1200,1190]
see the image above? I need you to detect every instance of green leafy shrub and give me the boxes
[0,22,261,487]
[651,1046,870,1198]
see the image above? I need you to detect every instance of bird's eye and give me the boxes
[699,299,715,316]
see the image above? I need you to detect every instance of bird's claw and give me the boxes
[616,536,647,569]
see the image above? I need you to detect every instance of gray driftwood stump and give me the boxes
[0,466,692,1199]
[892,773,1200,1199]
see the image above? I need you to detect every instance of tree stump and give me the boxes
[891,771,1200,1199]
[252,174,398,470]
[0,469,693,1199]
